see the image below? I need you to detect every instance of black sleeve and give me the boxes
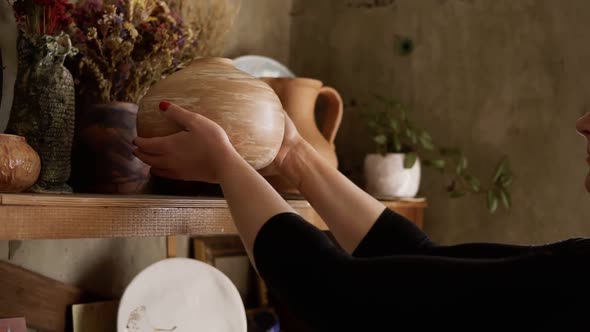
[255,213,590,330]
[352,208,435,257]
[353,208,540,259]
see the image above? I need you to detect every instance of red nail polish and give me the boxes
[159,101,171,111]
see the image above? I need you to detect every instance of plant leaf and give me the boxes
[464,174,481,193]
[487,190,498,213]
[404,152,418,169]
[459,156,468,170]
[419,132,434,150]
[493,158,509,183]
[455,156,468,175]
[420,139,435,150]
[406,128,417,144]
[499,188,511,209]
[429,159,446,169]
[420,131,432,141]
[374,134,387,145]
[390,119,399,132]
[500,174,513,187]
[455,163,464,175]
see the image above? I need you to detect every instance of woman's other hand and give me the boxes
[133,101,239,183]
[259,111,305,176]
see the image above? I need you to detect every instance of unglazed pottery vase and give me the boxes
[260,77,343,194]
[71,102,150,194]
[364,153,421,198]
[6,33,76,193]
[0,134,40,192]
[137,57,285,170]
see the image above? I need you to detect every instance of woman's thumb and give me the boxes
[159,101,200,130]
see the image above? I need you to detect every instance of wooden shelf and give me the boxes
[0,193,427,240]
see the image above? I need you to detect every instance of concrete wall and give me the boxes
[289,0,590,244]
[224,0,293,65]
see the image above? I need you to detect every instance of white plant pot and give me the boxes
[364,153,421,198]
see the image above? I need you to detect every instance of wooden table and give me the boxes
[0,193,427,240]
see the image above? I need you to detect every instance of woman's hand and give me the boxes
[133,101,240,183]
[260,111,306,176]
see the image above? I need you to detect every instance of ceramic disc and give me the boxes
[233,55,295,78]
[117,258,247,332]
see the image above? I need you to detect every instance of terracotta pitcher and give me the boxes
[261,77,343,194]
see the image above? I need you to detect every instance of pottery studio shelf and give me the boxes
[0,193,427,240]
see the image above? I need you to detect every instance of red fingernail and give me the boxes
[159,101,171,111]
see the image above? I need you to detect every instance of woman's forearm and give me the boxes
[219,151,295,263]
[277,141,385,253]
[133,102,295,265]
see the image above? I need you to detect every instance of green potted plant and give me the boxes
[362,95,513,213]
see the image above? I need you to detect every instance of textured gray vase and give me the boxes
[6,33,77,193]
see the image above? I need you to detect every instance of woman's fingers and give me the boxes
[160,101,204,131]
[135,130,191,154]
[134,136,168,155]
[133,149,170,169]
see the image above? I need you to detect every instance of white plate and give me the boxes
[233,55,295,78]
[117,258,247,332]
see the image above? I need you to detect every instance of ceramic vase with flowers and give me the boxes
[68,0,240,195]
[6,0,77,193]
[68,0,203,194]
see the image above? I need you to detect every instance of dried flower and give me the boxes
[69,0,240,104]
[12,0,75,36]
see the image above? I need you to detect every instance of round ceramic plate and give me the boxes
[117,258,247,332]
[233,55,295,78]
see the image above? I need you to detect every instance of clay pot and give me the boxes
[137,57,285,170]
[0,134,40,192]
[71,102,150,194]
[260,77,343,194]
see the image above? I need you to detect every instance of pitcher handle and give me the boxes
[318,86,343,145]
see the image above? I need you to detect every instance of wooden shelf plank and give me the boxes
[0,193,427,240]
[0,193,426,208]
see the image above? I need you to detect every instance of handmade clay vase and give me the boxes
[71,102,150,194]
[6,33,77,193]
[260,77,343,194]
[137,57,285,170]
[0,134,41,192]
